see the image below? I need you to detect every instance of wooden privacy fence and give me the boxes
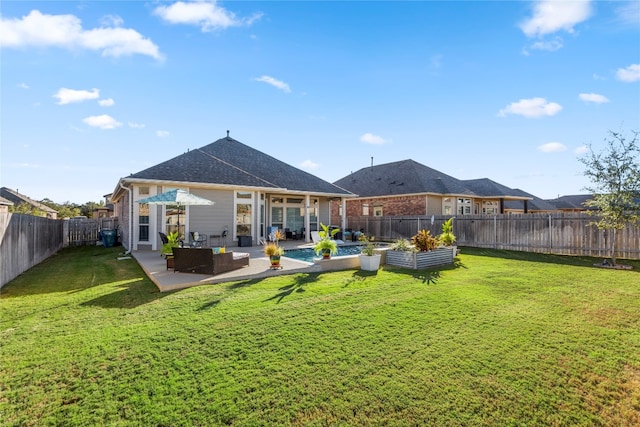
[1,213,64,288]
[1,214,120,288]
[65,218,119,247]
[347,213,640,260]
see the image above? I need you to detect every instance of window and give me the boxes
[373,206,383,217]
[139,186,149,195]
[271,206,284,230]
[442,197,453,215]
[483,201,498,214]
[362,204,370,216]
[457,198,471,215]
[139,204,149,241]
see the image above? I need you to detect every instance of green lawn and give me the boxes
[1,246,639,426]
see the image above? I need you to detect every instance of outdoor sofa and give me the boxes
[172,247,249,275]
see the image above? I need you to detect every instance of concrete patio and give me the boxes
[132,240,362,292]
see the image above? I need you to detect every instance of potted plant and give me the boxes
[314,238,338,259]
[313,223,339,259]
[264,243,284,268]
[318,222,339,240]
[161,231,180,257]
[358,234,381,271]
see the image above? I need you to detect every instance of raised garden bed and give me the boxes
[386,247,454,269]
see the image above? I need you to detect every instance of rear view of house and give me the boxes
[111,135,354,252]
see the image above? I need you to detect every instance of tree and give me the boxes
[9,202,43,217]
[579,129,640,265]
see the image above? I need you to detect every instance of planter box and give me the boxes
[359,254,381,271]
[386,247,454,269]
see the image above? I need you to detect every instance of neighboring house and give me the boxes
[0,196,14,214]
[0,187,58,219]
[92,193,115,219]
[111,135,355,252]
[498,188,558,214]
[547,194,596,212]
[330,159,531,223]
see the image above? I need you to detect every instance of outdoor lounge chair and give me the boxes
[172,247,249,275]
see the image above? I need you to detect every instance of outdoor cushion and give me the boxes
[172,247,248,275]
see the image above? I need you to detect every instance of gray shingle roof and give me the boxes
[333,159,476,197]
[547,194,594,210]
[0,187,57,213]
[462,178,526,198]
[128,137,352,195]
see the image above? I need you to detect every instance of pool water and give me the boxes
[283,245,365,263]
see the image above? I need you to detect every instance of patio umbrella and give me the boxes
[136,189,215,233]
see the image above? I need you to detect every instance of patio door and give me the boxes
[286,207,304,234]
[235,191,253,239]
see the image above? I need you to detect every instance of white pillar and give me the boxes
[305,194,311,242]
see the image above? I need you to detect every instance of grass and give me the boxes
[1,246,639,426]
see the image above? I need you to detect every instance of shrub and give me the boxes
[438,218,457,246]
[389,239,416,252]
[411,230,439,252]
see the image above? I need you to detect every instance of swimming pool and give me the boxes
[283,245,366,263]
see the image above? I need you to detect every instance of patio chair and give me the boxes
[190,232,207,248]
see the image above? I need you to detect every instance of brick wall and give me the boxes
[331,195,432,224]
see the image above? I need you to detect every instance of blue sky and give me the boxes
[2,0,639,204]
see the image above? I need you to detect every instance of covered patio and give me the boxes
[133,240,353,292]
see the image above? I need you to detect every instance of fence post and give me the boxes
[494,215,497,249]
[548,214,552,253]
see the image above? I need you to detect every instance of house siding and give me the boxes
[189,189,234,243]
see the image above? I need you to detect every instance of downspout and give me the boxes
[118,181,133,254]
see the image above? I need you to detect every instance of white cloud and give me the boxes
[156,130,170,138]
[300,160,319,170]
[53,87,99,105]
[529,37,563,52]
[616,64,640,82]
[574,145,589,155]
[18,82,29,89]
[498,97,562,118]
[128,122,145,129]
[98,98,115,107]
[578,93,609,104]
[154,1,262,32]
[360,133,389,145]
[615,2,640,26]
[254,75,291,93]
[0,10,163,60]
[83,114,122,129]
[519,0,592,38]
[538,142,566,153]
